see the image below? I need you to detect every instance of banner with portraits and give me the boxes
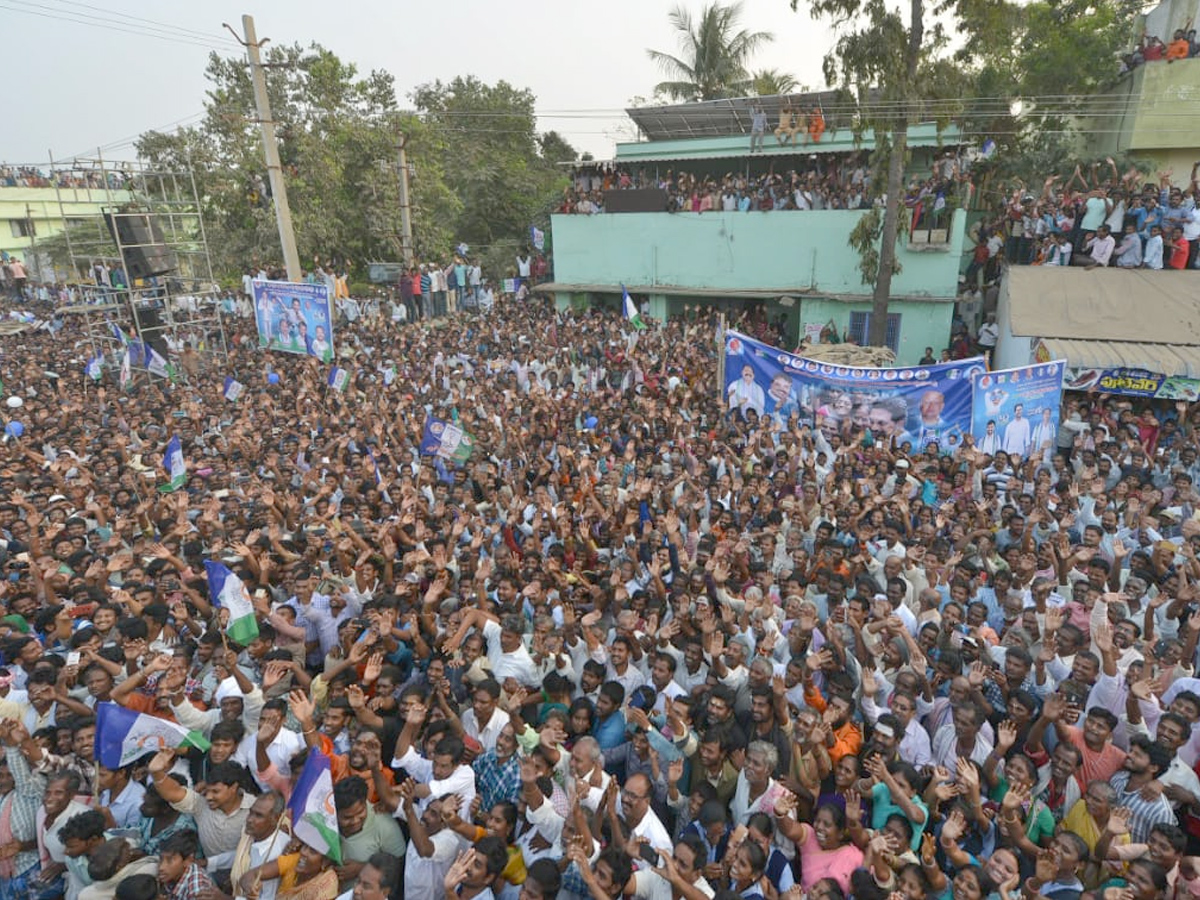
[252,279,335,362]
[724,330,986,453]
[970,362,1065,459]
[723,330,1067,459]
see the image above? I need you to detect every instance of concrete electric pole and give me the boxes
[396,134,415,268]
[235,14,302,282]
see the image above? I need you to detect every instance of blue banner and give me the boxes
[971,362,1065,460]
[724,330,986,453]
[420,416,476,464]
[252,279,334,362]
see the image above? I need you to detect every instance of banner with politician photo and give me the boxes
[252,279,335,362]
[724,330,986,453]
[971,361,1065,460]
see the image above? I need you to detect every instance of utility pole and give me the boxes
[396,134,415,267]
[25,204,38,281]
[234,14,302,282]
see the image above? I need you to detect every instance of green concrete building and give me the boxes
[542,96,968,366]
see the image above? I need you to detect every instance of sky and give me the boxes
[2,0,840,165]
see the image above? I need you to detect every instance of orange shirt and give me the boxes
[803,684,863,763]
[330,753,395,803]
[1168,39,1190,60]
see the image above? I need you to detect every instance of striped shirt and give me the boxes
[1109,770,1177,843]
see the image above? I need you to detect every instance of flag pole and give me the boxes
[250,811,291,897]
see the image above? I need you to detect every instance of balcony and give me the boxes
[549,208,966,301]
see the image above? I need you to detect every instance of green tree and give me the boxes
[411,76,571,255]
[795,0,965,348]
[648,2,773,101]
[751,68,801,96]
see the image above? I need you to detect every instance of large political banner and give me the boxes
[971,362,1064,460]
[724,330,986,452]
[252,280,334,362]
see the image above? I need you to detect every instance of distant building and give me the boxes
[542,94,972,365]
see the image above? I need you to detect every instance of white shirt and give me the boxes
[392,747,476,819]
[481,619,540,686]
[403,829,461,900]
[234,728,304,789]
[462,707,511,753]
[1002,416,1032,457]
[628,806,672,850]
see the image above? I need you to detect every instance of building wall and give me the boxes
[0,186,132,272]
[798,297,955,366]
[1086,59,1200,167]
[550,208,967,299]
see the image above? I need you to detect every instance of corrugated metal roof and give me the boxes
[613,122,960,165]
[1003,266,1200,377]
[1038,339,1200,378]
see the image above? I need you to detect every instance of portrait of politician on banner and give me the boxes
[971,362,1065,461]
[724,329,986,454]
[252,279,335,362]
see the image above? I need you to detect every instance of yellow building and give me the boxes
[0,176,133,279]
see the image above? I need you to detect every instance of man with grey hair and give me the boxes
[730,740,783,825]
[569,736,610,812]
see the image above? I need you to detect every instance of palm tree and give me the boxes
[647,2,774,102]
[751,68,800,97]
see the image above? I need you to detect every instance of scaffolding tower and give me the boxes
[49,151,229,382]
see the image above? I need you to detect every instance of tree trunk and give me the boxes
[867,0,924,349]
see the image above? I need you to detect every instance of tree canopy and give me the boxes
[134,45,571,280]
[647,2,774,101]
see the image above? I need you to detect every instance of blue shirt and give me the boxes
[592,710,627,750]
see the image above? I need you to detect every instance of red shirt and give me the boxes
[1169,238,1190,269]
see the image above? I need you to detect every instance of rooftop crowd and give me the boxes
[966,161,1200,290]
[0,293,1197,900]
[559,152,969,221]
[0,167,125,191]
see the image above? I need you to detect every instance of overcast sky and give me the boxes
[3,0,840,165]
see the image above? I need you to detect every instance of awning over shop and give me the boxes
[1003,267,1200,377]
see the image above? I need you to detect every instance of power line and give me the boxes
[46,0,242,44]
[1,0,233,50]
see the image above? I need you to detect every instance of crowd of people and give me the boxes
[0,166,125,191]
[559,153,970,223]
[964,160,1200,295]
[1120,22,1199,73]
[0,290,1197,900]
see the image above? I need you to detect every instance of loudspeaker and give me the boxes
[132,304,170,361]
[105,210,178,279]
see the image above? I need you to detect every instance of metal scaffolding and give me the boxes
[48,150,230,382]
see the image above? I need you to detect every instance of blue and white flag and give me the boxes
[382,366,396,387]
[530,225,545,251]
[203,560,259,645]
[119,348,132,391]
[223,377,245,402]
[95,701,209,769]
[85,356,103,381]
[144,342,175,381]
[159,435,186,493]
[328,367,350,393]
[288,750,342,864]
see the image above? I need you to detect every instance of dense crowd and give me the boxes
[964,161,1200,295]
[0,167,124,191]
[560,153,970,221]
[0,294,1197,900]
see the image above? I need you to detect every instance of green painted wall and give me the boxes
[551,208,966,299]
[797,297,953,366]
[1084,59,1200,161]
[0,185,133,269]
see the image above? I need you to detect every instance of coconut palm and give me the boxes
[647,2,774,102]
[751,68,801,97]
